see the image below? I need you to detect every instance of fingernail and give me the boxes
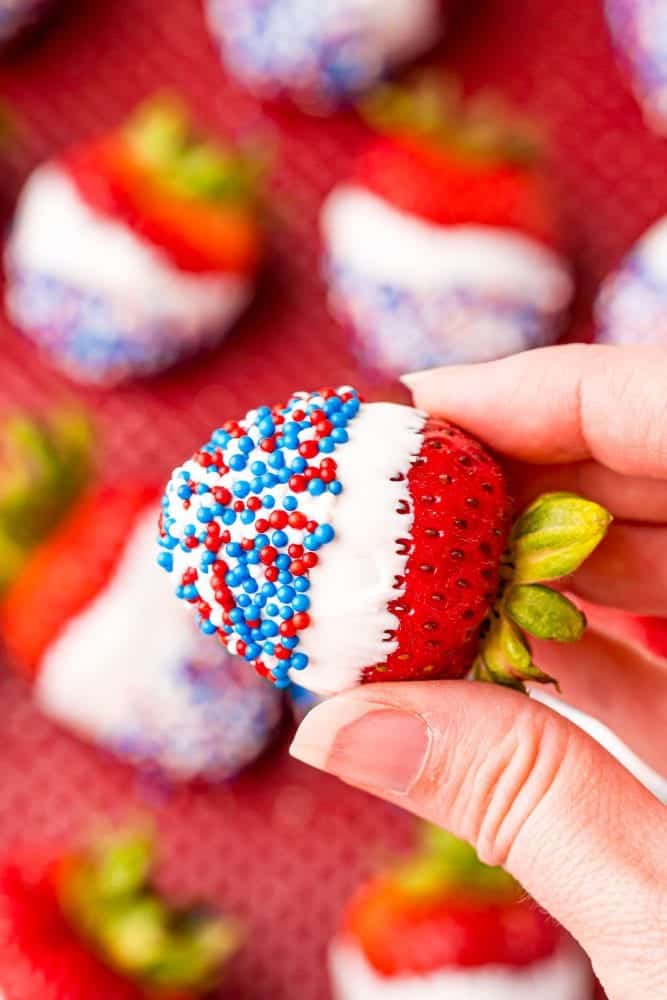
[399,369,433,391]
[290,698,430,795]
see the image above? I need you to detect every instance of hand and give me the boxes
[290,345,667,1000]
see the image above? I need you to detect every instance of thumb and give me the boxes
[290,681,667,999]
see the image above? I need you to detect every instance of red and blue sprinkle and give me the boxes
[158,386,361,688]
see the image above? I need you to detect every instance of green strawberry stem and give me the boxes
[0,407,93,591]
[58,831,241,995]
[396,825,520,904]
[124,95,264,206]
[474,492,612,692]
[360,72,543,165]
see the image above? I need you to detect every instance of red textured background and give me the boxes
[0,0,656,995]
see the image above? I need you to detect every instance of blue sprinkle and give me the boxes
[294,577,310,592]
[237,594,251,608]
[238,435,254,454]
[283,495,297,511]
[325,397,342,414]
[258,418,275,437]
[272,530,288,547]
[262,473,278,488]
[282,636,299,649]
[263,642,275,656]
[290,652,309,670]
[227,542,242,557]
[263,494,276,508]
[278,469,291,484]
[278,571,293,584]
[178,485,192,500]
[234,481,251,498]
[276,554,291,570]
[332,428,348,444]
[290,457,307,473]
[316,524,335,543]
[268,451,284,469]
[262,583,277,597]
[200,619,217,635]
[328,481,343,495]
[277,586,295,603]
[184,524,196,536]
[222,509,237,525]
[251,460,266,475]
[331,412,348,427]
[240,510,255,524]
[229,454,247,471]
[246,550,260,565]
[280,606,294,620]
[245,643,261,660]
[304,535,320,551]
[157,552,173,572]
[274,678,292,690]
[211,429,231,447]
[261,620,279,637]
[293,595,310,612]
[307,478,325,496]
[266,603,279,617]
[229,608,244,624]
[250,477,265,493]
[319,437,335,453]
[243,579,259,594]
[197,507,213,523]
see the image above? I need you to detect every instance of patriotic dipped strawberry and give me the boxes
[205,0,445,109]
[0,407,92,592]
[321,77,574,375]
[605,0,667,134]
[0,830,240,999]
[329,826,593,1000]
[595,216,667,346]
[158,386,610,695]
[1,484,283,780]
[5,97,263,386]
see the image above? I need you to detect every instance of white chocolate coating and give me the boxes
[329,938,593,1000]
[6,165,252,336]
[36,509,282,779]
[322,186,572,309]
[165,402,425,695]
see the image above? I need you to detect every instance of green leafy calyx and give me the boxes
[125,95,263,205]
[58,831,241,994]
[360,73,543,165]
[474,492,612,692]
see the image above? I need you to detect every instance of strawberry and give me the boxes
[353,75,561,249]
[0,831,240,999]
[321,76,573,374]
[331,826,593,995]
[159,386,610,695]
[1,483,156,679]
[0,407,93,594]
[64,98,263,276]
[1,483,283,780]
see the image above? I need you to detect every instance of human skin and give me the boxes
[290,344,667,1000]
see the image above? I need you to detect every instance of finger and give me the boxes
[402,344,667,477]
[291,683,667,998]
[527,627,667,772]
[568,522,667,615]
[507,458,667,524]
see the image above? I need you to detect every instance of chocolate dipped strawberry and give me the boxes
[329,826,593,999]
[5,96,263,385]
[158,386,610,695]
[2,484,283,779]
[321,76,573,375]
[0,830,239,999]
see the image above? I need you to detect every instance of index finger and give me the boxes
[402,344,667,478]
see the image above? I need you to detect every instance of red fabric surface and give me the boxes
[0,0,657,995]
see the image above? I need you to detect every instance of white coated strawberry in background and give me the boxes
[5,98,263,386]
[1,485,283,781]
[0,0,51,47]
[330,826,593,1000]
[596,215,667,346]
[205,0,446,109]
[159,385,610,697]
[321,76,574,375]
[605,0,667,134]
